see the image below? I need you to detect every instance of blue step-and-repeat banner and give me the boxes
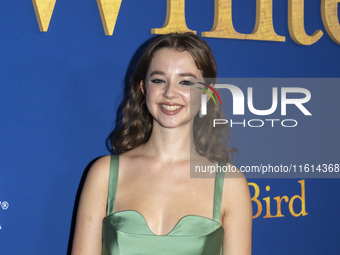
[0,0,339,254]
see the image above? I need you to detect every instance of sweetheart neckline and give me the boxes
[104,209,223,236]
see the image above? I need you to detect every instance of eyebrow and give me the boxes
[149,71,197,78]
[179,73,197,78]
[149,70,165,77]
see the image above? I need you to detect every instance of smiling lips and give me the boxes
[158,103,184,115]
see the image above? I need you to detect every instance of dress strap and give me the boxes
[107,154,119,216]
[213,161,226,222]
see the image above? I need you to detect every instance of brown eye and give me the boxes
[151,79,165,84]
[180,80,194,86]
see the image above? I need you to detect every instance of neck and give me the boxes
[141,120,195,163]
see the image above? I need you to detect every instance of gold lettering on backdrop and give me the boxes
[248,182,262,219]
[247,0,285,41]
[30,0,339,45]
[262,186,289,218]
[289,179,308,217]
[263,186,274,218]
[97,0,122,36]
[32,0,56,32]
[249,180,308,219]
[151,0,196,34]
[288,0,323,45]
[321,0,340,45]
[262,197,274,218]
[201,0,245,39]
[273,196,289,217]
[202,0,285,42]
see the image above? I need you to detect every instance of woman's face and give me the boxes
[141,48,204,128]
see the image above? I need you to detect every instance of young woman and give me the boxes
[71,32,252,255]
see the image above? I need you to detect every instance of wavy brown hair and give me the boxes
[107,32,236,163]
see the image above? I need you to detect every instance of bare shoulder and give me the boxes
[220,162,252,255]
[79,155,112,210]
[221,162,251,215]
[85,155,111,184]
[71,155,111,255]
[77,155,112,217]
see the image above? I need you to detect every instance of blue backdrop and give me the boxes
[0,0,339,254]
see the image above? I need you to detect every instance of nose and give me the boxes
[163,80,178,99]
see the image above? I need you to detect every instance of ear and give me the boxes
[140,80,145,95]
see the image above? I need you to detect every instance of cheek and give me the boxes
[145,93,152,112]
[145,85,160,110]
[145,84,161,98]
[189,90,203,111]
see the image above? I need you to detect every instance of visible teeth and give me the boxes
[161,105,182,111]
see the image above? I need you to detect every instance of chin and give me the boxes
[154,117,189,129]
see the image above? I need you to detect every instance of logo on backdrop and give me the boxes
[197,81,312,128]
[1,201,9,210]
[0,200,9,230]
[249,180,308,219]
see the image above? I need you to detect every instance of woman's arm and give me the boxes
[71,156,110,255]
[221,163,253,255]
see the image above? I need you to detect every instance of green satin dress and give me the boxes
[102,155,226,255]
